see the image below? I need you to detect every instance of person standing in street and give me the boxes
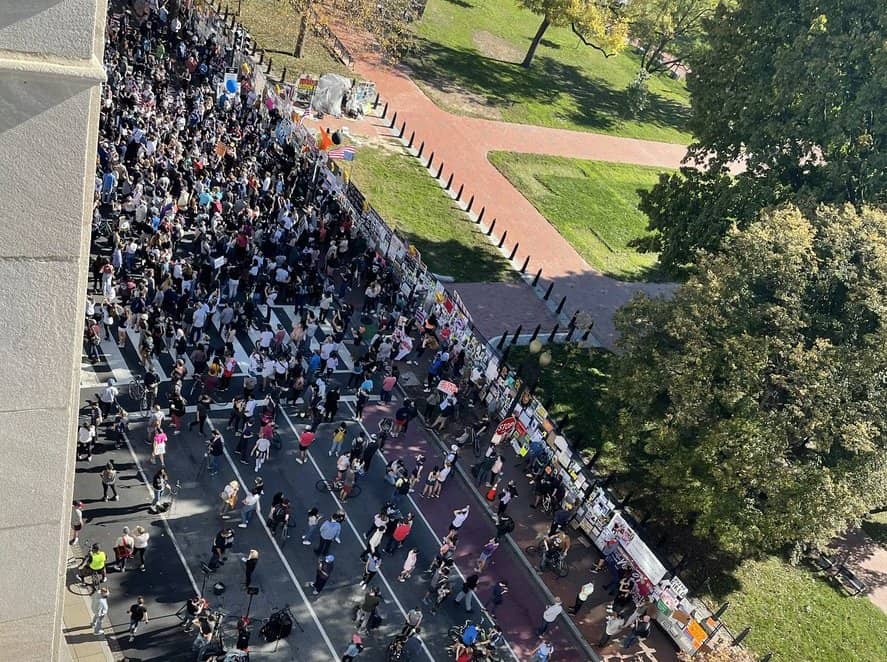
[536,597,563,636]
[454,573,480,613]
[474,538,500,573]
[399,548,418,582]
[622,613,652,649]
[302,507,321,546]
[127,596,148,642]
[242,549,259,587]
[317,511,344,556]
[218,480,240,517]
[239,489,260,529]
[206,429,224,476]
[91,587,109,635]
[484,580,509,616]
[530,639,555,662]
[100,461,119,501]
[449,505,470,534]
[113,527,134,572]
[132,525,149,571]
[598,612,627,647]
[311,554,335,595]
[568,579,595,616]
[341,633,364,661]
[360,552,382,588]
[70,501,84,545]
[355,588,381,634]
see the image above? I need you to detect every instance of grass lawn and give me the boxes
[488,152,668,281]
[236,0,351,80]
[507,343,612,452]
[346,138,516,282]
[861,511,887,545]
[410,0,691,142]
[705,556,887,662]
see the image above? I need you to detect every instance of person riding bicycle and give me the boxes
[540,531,570,572]
[80,543,108,584]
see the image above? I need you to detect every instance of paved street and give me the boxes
[74,305,592,660]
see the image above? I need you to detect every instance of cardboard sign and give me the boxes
[436,380,458,396]
[495,417,516,436]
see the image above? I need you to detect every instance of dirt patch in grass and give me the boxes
[472,30,523,64]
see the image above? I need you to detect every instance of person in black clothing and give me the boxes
[243,549,259,587]
[189,393,213,435]
[361,434,380,473]
[209,528,235,569]
[206,429,224,475]
[267,498,290,536]
[312,554,335,594]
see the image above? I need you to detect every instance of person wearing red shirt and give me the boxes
[385,513,414,553]
[297,428,316,464]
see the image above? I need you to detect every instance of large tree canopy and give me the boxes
[608,205,887,557]
[630,0,720,74]
[642,0,887,271]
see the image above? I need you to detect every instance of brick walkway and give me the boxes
[316,26,683,348]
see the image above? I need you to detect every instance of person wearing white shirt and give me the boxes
[536,597,563,636]
[91,587,110,634]
[449,506,470,533]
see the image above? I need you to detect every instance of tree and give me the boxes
[642,0,887,270]
[608,205,887,558]
[630,0,720,74]
[517,0,631,68]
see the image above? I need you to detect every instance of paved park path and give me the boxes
[318,25,684,348]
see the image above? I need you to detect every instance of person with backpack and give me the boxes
[454,573,480,613]
[267,498,290,536]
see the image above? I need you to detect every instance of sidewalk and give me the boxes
[62,555,118,662]
[319,21,680,348]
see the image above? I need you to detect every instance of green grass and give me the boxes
[347,139,516,282]
[507,343,612,452]
[488,152,668,281]
[861,511,887,545]
[705,556,887,662]
[236,0,351,80]
[410,0,691,142]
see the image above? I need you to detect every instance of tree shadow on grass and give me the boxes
[397,230,519,283]
[441,0,474,7]
[407,37,688,135]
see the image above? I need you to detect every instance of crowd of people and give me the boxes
[74,1,658,660]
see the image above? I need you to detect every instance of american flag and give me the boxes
[328,145,356,161]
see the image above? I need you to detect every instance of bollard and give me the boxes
[581,321,595,341]
[496,332,508,350]
[266,57,273,74]
[435,162,444,179]
[389,111,398,129]
[456,184,464,202]
[373,93,380,109]
[466,195,474,213]
[477,207,485,224]
[532,268,542,287]
[258,49,265,65]
[398,121,406,139]
[497,231,507,249]
[520,255,530,273]
[407,131,415,149]
[508,243,519,260]
[417,141,425,159]
[426,152,435,169]
[547,323,560,343]
[511,325,522,345]
[251,41,258,55]
[486,218,496,236]
[586,449,601,469]
[281,67,287,83]
[556,295,567,315]
[382,101,388,119]
[569,311,578,328]
[543,281,554,300]
[565,323,576,342]
[501,344,511,363]
[528,324,541,344]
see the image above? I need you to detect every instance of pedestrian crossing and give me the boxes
[81,303,356,388]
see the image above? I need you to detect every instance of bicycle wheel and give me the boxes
[316,479,334,493]
[555,561,570,579]
[349,484,362,498]
[129,382,145,401]
[524,545,538,555]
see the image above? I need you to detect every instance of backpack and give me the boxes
[461,624,479,645]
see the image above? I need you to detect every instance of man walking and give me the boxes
[568,579,595,616]
[453,573,480,613]
[536,597,563,636]
[311,555,335,595]
[484,580,509,616]
[316,511,344,556]
[127,596,149,641]
[91,587,109,635]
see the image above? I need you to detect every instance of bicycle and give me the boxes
[316,478,362,499]
[128,375,146,409]
[524,544,570,578]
